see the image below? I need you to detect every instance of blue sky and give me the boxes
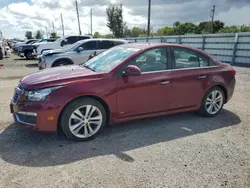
[1,0,250,39]
[0,0,31,7]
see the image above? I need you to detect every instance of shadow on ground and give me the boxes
[25,63,38,68]
[0,109,240,167]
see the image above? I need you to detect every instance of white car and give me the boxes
[38,38,129,69]
[33,35,92,55]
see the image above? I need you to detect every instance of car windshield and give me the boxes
[83,46,139,72]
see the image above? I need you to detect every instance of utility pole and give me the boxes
[147,0,151,37]
[45,26,48,38]
[75,0,82,35]
[61,13,65,36]
[52,21,54,32]
[90,9,93,36]
[210,4,216,33]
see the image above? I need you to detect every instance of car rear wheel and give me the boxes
[25,51,34,60]
[199,87,225,117]
[54,60,70,67]
[60,98,107,141]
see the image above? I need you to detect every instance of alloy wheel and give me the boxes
[68,105,103,138]
[205,90,223,115]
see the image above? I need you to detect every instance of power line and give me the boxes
[75,0,82,35]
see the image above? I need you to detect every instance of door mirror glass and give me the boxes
[123,65,141,76]
[77,47,84,53]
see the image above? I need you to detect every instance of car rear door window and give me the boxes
[128,47,168,73]
[80,41,97,50]
[172,47,209,69]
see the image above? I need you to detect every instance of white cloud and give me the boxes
[0,0,250,39]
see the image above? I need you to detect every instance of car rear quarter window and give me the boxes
[172,47,210,69]
[113,41,126,46]
[78,36,91,40]
[66,36,78,45]
[98,41,114,49]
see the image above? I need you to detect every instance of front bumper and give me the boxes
[10,101,60,132]
[38,56,46,70]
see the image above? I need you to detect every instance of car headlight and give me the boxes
[18,47,22,51]
[24,86,61,101]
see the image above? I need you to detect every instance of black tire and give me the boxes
[60,98,107,141]
[53,60,70,67]
[25,51,34,60]
[199,86,225,117]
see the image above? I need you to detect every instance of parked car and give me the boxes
[13,39,38,52]
[33,35,92,56]
[10,43,236,141]
[17,38,57,60]
[38,38,129,69]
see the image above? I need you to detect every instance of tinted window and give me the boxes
[66,36,78,44]
[78,36,91,40]
[128,47,168,72]
[98,41,114,49]
[173,47,208,69]
[80,41,97,50]
[113,41,126,46]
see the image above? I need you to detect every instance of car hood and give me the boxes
[18,44,34,48]
[43,49,65,56]
[21,65,106,90]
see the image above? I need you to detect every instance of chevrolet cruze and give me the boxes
[10,43,236,141]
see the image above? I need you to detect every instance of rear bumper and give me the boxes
[226,77,236,103]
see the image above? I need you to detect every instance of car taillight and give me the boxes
[231,68,236,76]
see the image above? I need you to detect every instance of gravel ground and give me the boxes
[0,55,249,188]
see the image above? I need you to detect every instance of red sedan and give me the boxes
[10,43,236,141]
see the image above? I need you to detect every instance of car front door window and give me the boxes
[128,48,168,73]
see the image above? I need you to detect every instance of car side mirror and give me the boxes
[123,65,141,76]
[77,47,84,53]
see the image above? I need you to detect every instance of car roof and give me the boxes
[120,43,210,56]
[77,38,128,43]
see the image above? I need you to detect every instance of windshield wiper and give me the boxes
[82,64,96,72]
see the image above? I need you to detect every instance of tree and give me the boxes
[173,21,181,27]
[156,27,174,36]
[50,32,59,38]
[213,20,225,33]
[131,27,147,37]
[25,31,33,39]
[106,4,125,37]
[35,30,44,39]
[93,32,103,38]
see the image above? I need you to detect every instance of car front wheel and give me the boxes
[60,98,107,141]
[54,60,70,67]
[200,87,225,117]
[25,51,34,60]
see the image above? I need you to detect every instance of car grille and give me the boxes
[12,83,24,104]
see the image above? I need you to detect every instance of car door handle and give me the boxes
[160,81,170,85]
[198,75,207,79]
